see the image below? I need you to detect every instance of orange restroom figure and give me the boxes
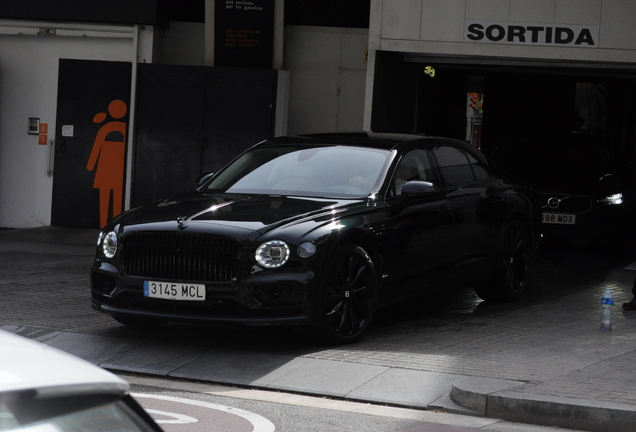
[86,100,127,228]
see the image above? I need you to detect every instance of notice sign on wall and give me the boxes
[38,123,48,145]
[215,0,274,69]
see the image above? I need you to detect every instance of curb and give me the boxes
[449,377,524,415]
[442,377,636,432]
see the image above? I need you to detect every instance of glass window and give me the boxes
[466,152,492,181]
[390,149,433,196]
[205,145,391,198]
[433,146,475,187]
[0,399,156,432]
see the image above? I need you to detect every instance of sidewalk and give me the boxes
[1,226,636,432]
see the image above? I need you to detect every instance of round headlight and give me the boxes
[297,242,317,258]
[102,231,118,259]
[255,240,290,268]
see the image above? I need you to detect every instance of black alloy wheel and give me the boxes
[475,219,531,302]
[319,244,379,343]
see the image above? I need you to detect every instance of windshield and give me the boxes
[205,145,392,198]
[0,399,156,432]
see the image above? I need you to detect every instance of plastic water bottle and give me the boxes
[600,288,614,331]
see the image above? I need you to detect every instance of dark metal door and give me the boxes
[132,65,278,207]
[201,67,278,173]
[132,64,206,207]
[51,59,132,228]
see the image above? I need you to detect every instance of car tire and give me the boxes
[111,313,168,327]
[474,219,531,302]
[317,244,379,344]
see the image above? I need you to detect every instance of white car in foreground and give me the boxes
[0,329,163,432]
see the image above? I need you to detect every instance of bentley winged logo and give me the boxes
[176,216,188,229]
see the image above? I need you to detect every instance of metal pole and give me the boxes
[124,24,139,211]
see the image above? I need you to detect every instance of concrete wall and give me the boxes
[284,26,368,134]
[157,23,370,139]
[0,23,154,228]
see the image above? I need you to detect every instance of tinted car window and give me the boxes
[466,151,492,181]
[433,146,475,187]
[390,149,434,196]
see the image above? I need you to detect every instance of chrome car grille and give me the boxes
[121,233,239,282]
[539,193,592,214]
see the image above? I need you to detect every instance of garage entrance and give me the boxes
[370,52,636,182]
[370,53,636,243]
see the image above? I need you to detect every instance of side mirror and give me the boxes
[195,172,214,190]
[402,180,440,196]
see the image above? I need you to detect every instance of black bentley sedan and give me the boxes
[91,133,540,343]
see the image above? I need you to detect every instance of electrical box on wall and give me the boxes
[28,117,40,135]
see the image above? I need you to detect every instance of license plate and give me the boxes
[143,281,206,301]
[542,213,576,225]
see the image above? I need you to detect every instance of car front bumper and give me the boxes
[540,201,626,240]
[90,262,321,326]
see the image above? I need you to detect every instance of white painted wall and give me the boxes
[0,23,154,228]
[284,26,368,134]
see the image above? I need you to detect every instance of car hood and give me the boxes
[0,330,128,397]
[115,193,365,235]
[529,171,619,197]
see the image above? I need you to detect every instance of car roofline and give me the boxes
[263,131,429,150]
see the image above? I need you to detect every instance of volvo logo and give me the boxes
[547,197,561,209]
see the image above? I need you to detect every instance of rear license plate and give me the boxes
[542,213,576,225]
[143,281,206,301]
